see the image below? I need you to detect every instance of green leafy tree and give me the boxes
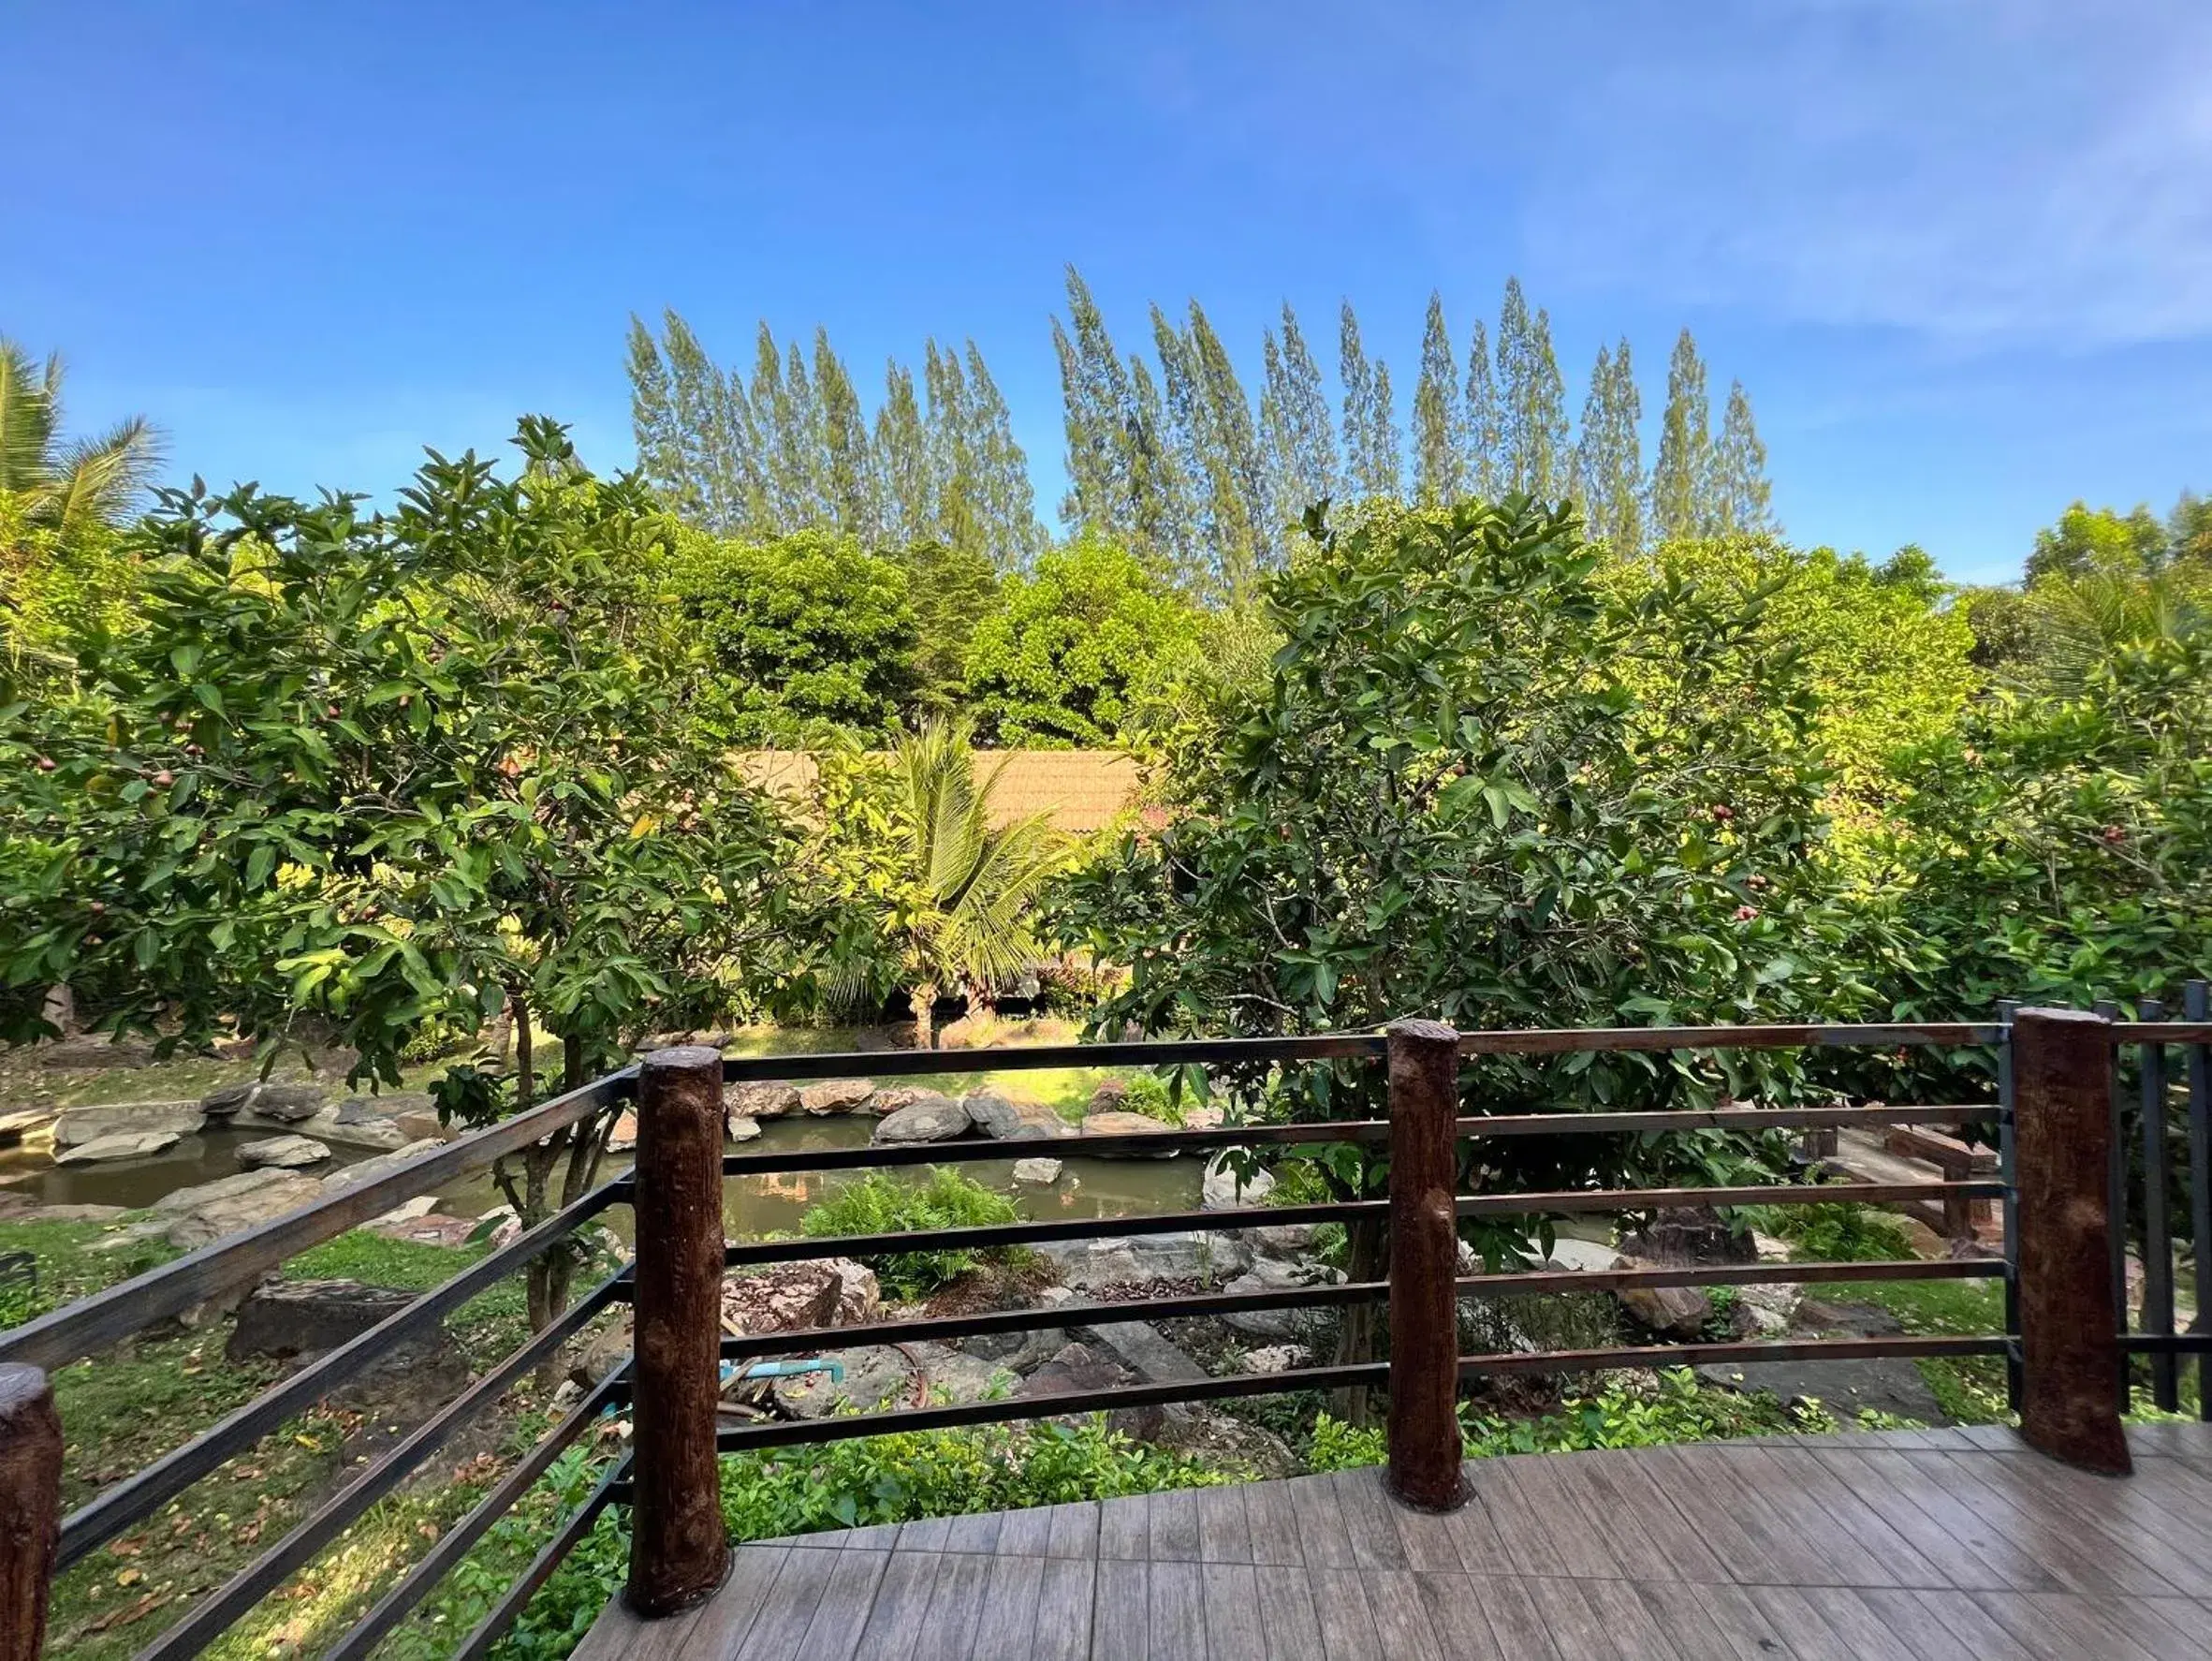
[1462,318,1501,500]
[667,527,920,740]
[1,419,805,1325]
[1413,292,1466,506]
[1154,302,1267,597]
[1055,498,1855,1404]
[813,329,881,539]
[807,720,1064,1047]
[958,343,1047,568]
[1650,329,1712,542]
[963,535,1203,746]
[894,537,1000,713]
[2027,501,2170,583]
[1259,303,1340,537]
[1338,303,1401,501]
[873,361,932,548]
[1051,268,1196,579]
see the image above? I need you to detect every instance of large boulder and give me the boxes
[964,1093,1076,1142]
[226,1278,465,1400]
[1218,1257,1343,1338]
[151,1168,326,1249]
[767,1345,918,1418]
[205,1080,330,1124]
[799,1079,876,1115]
[1017,1341,1134,1399]
[1078,1110,1179,1155]
[726,1082,799,1121]
[51,1100,203,1149]
[1201,1154,1276,1211]
[1619,1205,1756,1267]
[1617,1262,1714,1340]
[238,1134,332,1169]
[869,1086,936,1117]
[55,1130,182,1165]
[0,1108,55,1146]
[38,1033,153,1069]
[1074,1317,1207,1386]
[872,1094,971,1144]
[720,1258,881,1337]
[317,1138,442,1193]
[1037,1230,1252,1293]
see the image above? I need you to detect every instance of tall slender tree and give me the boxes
[813,329,879,539]
[1462,318,1501,501]
[1339,302,1401,501]
[1052,266,1138,537]
[1413,292,1465,506]
[1189,301,1271,593]
[1650,328,1712,542]
[660,313,749,532]
[1709,379,1775,536]
[1571,340,1645,556]
[1124,355,1198,583]
[1263,303,1338,520]
[624,316,686,518]
[874,360,931,548]
[960,343,1046,567]
[1496,278,1569,498]
[922,340,981,557]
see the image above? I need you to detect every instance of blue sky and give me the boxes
[7,0,2208,584]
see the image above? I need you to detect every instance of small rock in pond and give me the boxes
[1012,1157,1063,1184]
[54,1129,182,1165]
[238,1134,331,1169]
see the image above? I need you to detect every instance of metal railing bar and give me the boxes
[1998,999,2021,1412]
[2119,1335,2212,1354]
[1457,1334,2008,1377]
[61,1179,626,1568]
[0,1067,636,1374]
[1453,1181,2006,1217]
[711,1259,2002,1366]
[130,1275,623,1661]
[319,1371,627,1661]
[2114,1022,2212,1044]
[1454,1023,2001,1056]
[449,1455,630,1661]
[2188,979,2212,1423]
[1454,1105,1999,1137]
[705,1360,1395,1456]
[2139,998,2178,1411]
[722,1033,1388,1084]
[723,1198,1386,1267]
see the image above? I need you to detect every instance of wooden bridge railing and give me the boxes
[1,997,2208,1656]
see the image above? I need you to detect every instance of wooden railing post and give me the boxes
[1,1364,61,1661]
[2012,1007,2131,1475]
[625,1047,730,1616]
[1384,1018,1467,1510]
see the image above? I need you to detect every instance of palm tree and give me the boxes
[886,719,1065,1047]
[0,338,164,539]
[2015,569,2207,698]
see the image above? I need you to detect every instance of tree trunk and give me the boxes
[911,983,936,1051]
[1330,1216,1389,1425]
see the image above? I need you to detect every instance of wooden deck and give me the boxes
[576,1423,2212,1660]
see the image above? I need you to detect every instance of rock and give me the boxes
[869,1086,934,1116]
[38,1032,153,1069]
[227,1277,466,1400]
[1078,1110,1178,1155]
[0,1197,125,1223]
[1617,1262,1714,1340]
[1016,1341,1134,1399]
[1543,1237,1623,1274]
[726,1082,800,1121]
[1736,1282,1801,1336]
[1619,1205,1756,1267]
[726,1114,762,1142]
[800,1079,876,1115]
[206,1080,330,1123]
[238,1134,331,1169]
[1077,1318,1208,1386]
[1242,1222,1319,1258]
[720,1259,881,1336]
[153,1169,326,1249]
[1038,1230,1252,1292]
[376,1213,479,1248]
[282,1093,433,1152]
[965,1093,1076,1141]
[1219,1257,1344,1337]
[1202,1154,1275,1211]
[316,1139,443,1194]
[0,1108,55,1145]
[1792,1298,1906,1339]
[767,1345,919,1418]
[1087,1080,1131,1114]
[608,1111,637,1153]
[905,1341,1012,1404]
[872,1094,972,1144]
[1012,1157,1063,1184]
[373,1196,442,1227]
[1696,1356,1946,1425]
[55,1129,182,1165]
[51,1100,204,1148]
[1242,1344,1310,1374]
[1752,1231,1794,1263]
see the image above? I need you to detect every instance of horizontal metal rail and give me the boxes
[712,1257,2001,1365]
[0,1067,635,1374]
[716,1103,1999,1177]
[1454,1022,2001,1055]
[320,1371,627,1661]
[1458,1334,2008,1376]
[135,1275,624,1661]
[2118,1334,2212,1354]
[725,1182,1997,1268]
[703,1360,1394,1458]
[723,1033,1387,1084]
[2112,1022,2212,1044]
[450,1455,630,1661]
[59,1179,626,1568]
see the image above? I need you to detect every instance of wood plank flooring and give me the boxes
[576,1423,2212,1660]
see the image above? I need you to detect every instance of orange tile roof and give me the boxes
[733,749,1150,834]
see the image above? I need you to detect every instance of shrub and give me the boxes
[1743,1200,1913,1262]
[799,1168,1021,1301]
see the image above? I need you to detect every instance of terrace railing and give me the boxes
[0,995,2207,1658]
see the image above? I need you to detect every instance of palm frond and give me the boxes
[51,416,166,535]
[0,341,61,497]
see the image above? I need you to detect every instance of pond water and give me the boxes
[0,1110,1205,1236]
